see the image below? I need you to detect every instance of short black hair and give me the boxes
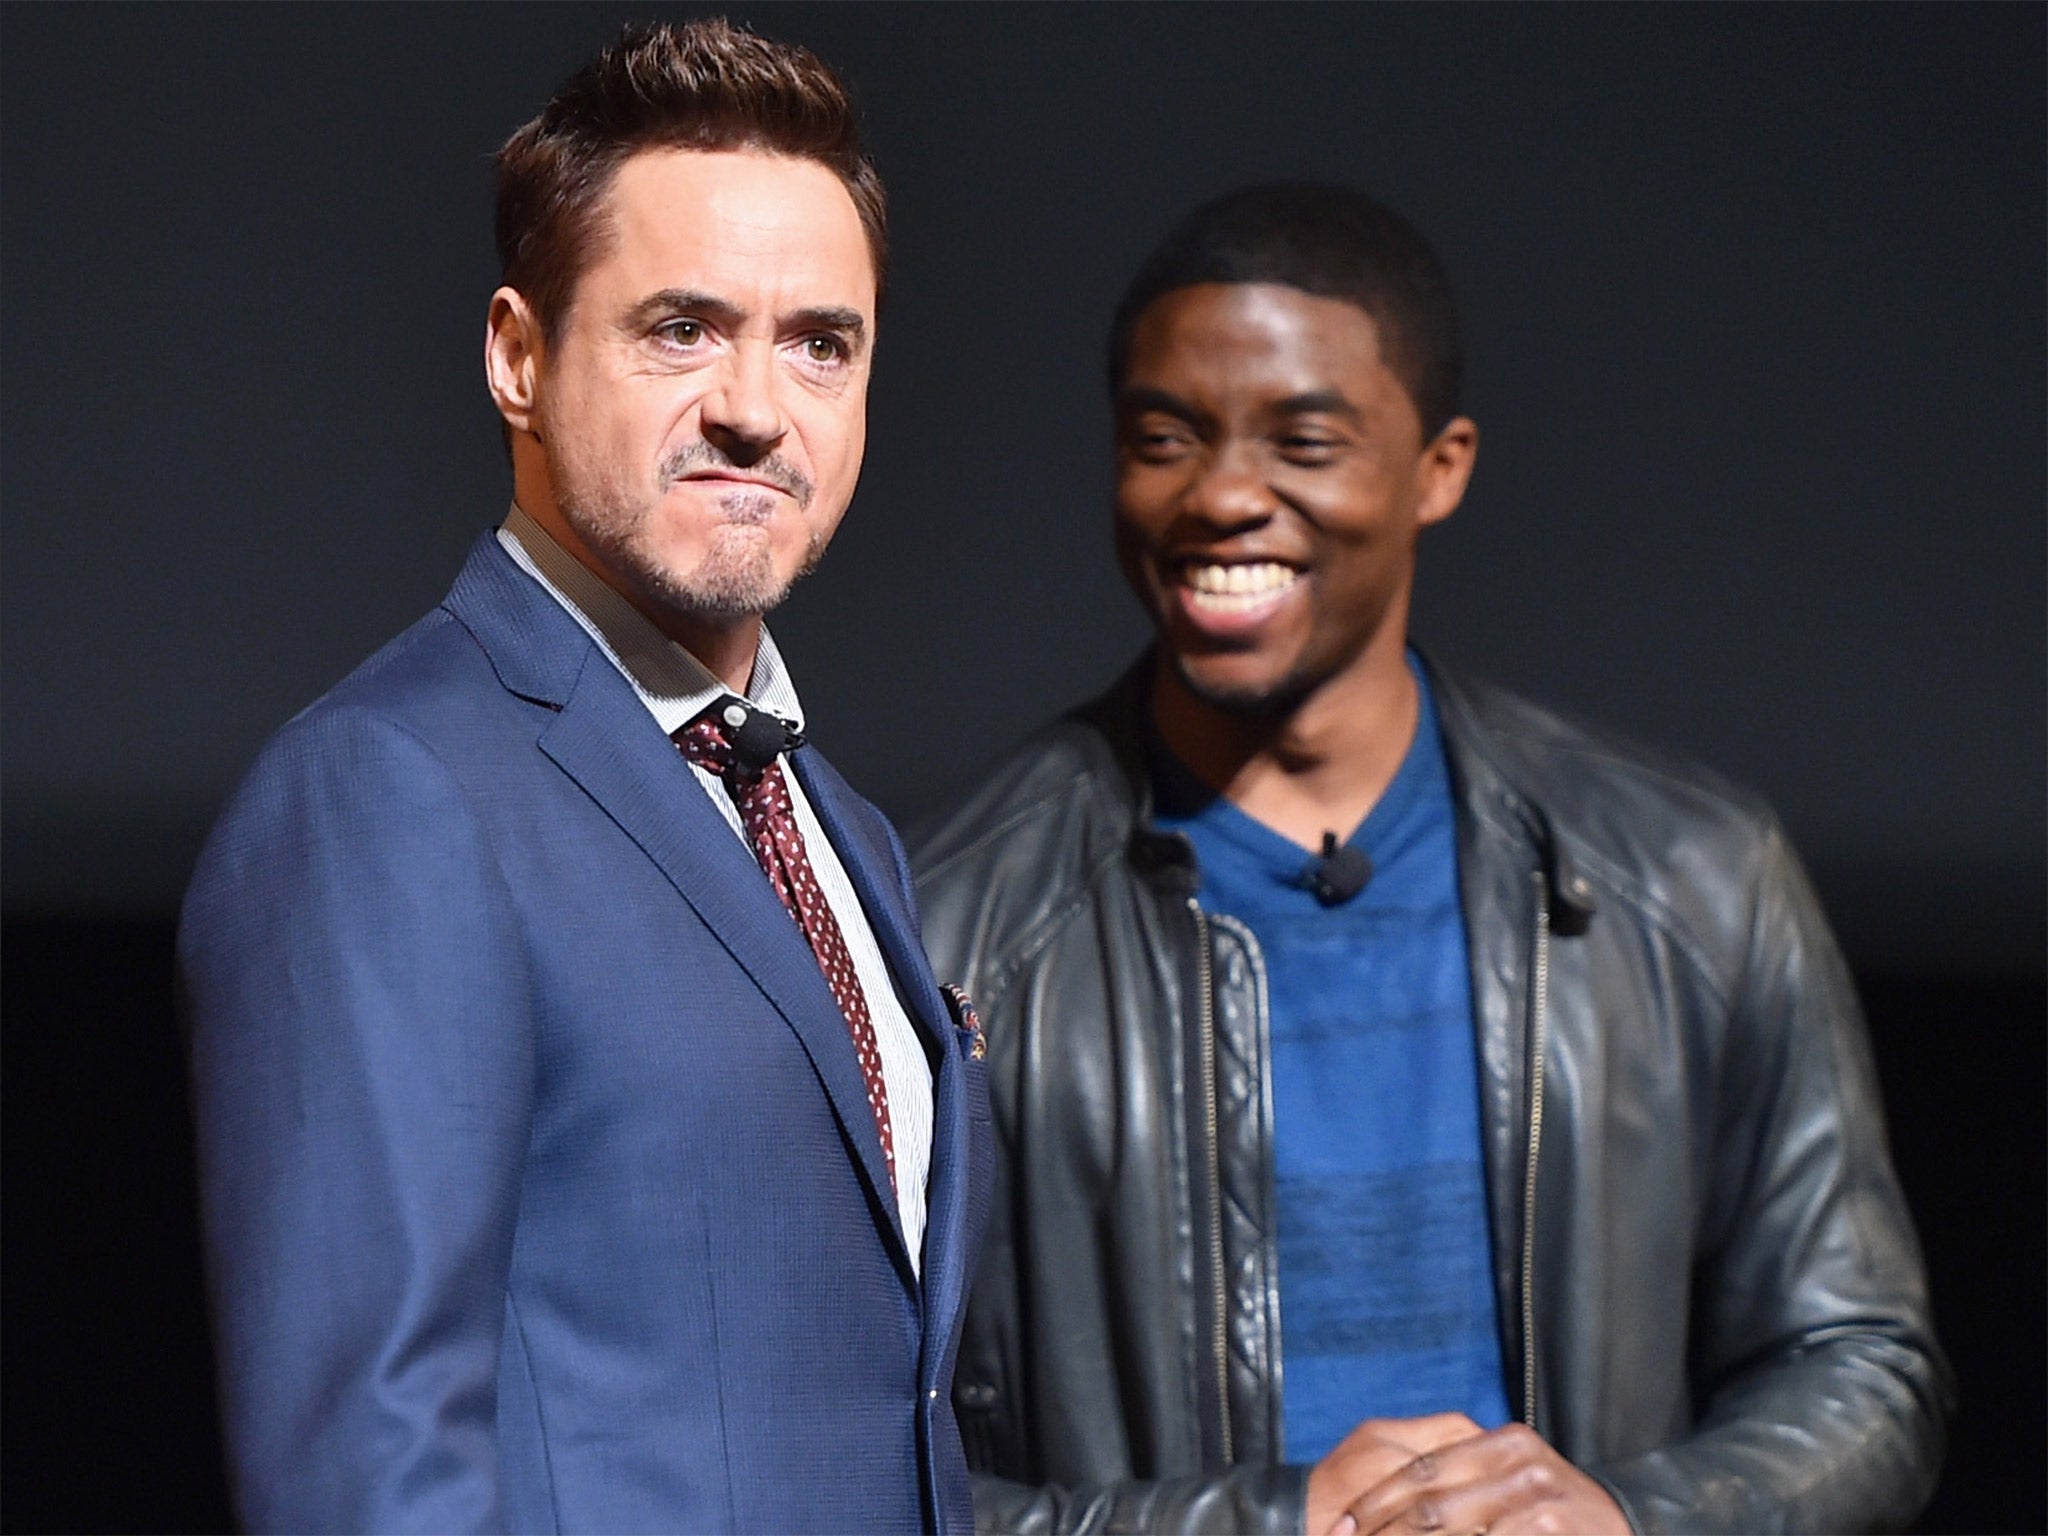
[1108,183,1463,436]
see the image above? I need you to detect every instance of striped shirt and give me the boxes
[497,506,934,1268]
[1151,661,1510,1456]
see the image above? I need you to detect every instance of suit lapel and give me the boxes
[796,751,981,1335]
[790,750,947,1053]
[916,1033,976,1361]
[789,751,949,1275]
[444,534,909,1268]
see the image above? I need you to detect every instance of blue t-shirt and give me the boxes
[1151,662,1511,1461]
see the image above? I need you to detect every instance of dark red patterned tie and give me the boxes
[675,708,896,1189]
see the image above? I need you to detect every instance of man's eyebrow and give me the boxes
[624,288,745,329]
[785,306,868,352]
[1272,389,1362,421]
[622,291,868,352]
[1115,386,1205,423]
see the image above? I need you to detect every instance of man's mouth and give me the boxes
[678,470,786,494]
[1174,559,1303,614]
[659,442,813,508]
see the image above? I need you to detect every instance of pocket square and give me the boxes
[939,982,987,1060]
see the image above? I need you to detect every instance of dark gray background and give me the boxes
[5,2,2042,970]
[2,5,2040,1532]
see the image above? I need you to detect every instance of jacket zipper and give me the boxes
[1188,867,1551,1444]
[1520,874,1551,1429]
[1187,898,1235,1465]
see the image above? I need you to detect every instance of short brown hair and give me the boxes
[494,17,886,339]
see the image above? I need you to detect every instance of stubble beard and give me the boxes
[562,445,825,623]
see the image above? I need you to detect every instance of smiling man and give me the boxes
[180,21,988,1533]
[911,185,1948,1534]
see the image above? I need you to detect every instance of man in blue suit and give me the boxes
[179,19,990,1532]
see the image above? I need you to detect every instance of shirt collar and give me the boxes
[496,502,806,738]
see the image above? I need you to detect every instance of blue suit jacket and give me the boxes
[180,533,992,1534]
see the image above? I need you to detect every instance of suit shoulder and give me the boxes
[207,605,550,849]
[253,599,573,774]
[305,605,510,733]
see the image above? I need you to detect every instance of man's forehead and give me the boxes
[1122,283,1391,395]
[593,147,876,310]
[1134,282,1382,349]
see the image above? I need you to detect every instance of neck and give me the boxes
[515,467,762,695]
[664,613,762,696]
[1151,630,1420,854]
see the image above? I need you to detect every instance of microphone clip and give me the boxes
[716,697,805,777]
[1304,830,1372,906]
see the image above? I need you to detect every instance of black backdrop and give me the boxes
[3,4,2041,1531]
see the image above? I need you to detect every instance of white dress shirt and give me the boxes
[498,506,933,1269]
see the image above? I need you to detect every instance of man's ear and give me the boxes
[484,287,545,440]
[1414,416,1479,529]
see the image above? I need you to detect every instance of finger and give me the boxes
[1321,1438,1436,1515]
[1330,1419,1425,1459]
[1334,1411,1483,1461]
[1358,1474,1516,1536]
[1389,1412,1487,1453]
[1344,1434,1525,1535]
[1319,1411,1499,1527]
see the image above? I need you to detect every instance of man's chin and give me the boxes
[1166,650,1315,722]
[625,536,822,626]
[644,568,793,624]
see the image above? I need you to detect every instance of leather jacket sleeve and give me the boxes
[1588,824,1951,1534]
[972,1467,1310,1535]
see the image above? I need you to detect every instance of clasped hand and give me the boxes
[1305,1413,1629,1536]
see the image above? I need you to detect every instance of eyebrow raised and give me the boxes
[623,290,868,353]
[625,289,741,330]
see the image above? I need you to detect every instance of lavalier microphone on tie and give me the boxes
[716,696,804,777]
[1304,830,1372,905]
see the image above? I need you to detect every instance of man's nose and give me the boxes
[1184,442,1275,528]
[701,344,788,460]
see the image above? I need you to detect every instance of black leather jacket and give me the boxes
[910,659,1950,1535]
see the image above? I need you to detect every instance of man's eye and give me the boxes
[1279,435,1339,460]
[657,319,705,347]
[1124,420,1193,459]
[802,335,847,364]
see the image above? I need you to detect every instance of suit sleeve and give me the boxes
[179,706,536,1534]
[1591,823,1953,1534]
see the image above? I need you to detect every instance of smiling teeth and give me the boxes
[1182,562,1299,605]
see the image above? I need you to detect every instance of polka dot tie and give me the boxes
[676,707,896,1192]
